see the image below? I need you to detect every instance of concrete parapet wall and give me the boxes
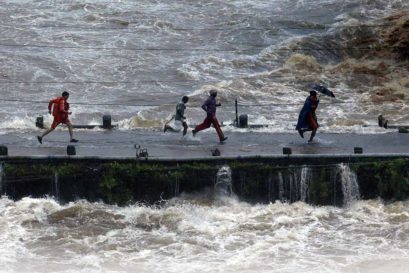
[0,154,408,206]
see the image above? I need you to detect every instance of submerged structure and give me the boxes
[0,155,408,207]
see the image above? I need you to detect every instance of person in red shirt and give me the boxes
[37,91,78,144]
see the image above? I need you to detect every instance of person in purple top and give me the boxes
[192,89,227,142]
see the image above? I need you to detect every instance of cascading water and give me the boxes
[338,163,360,207]
[0,163,3,194]
[215,166,232,197]
[288,173,296,202]
[267,174,274,202]
[299,166,310,203]
[278,171,285,202]
[174,177,180,197]
[277,167,310,203]
[53,171,59,200]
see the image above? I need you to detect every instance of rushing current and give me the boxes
[0,0,408,134]
[1,1,409,272]
[0,196,409,273]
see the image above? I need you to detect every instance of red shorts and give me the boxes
[51,116,70,129]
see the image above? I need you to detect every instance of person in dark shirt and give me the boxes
[164,96,189,136]
[296,90,319,142]
[192,90,227,142]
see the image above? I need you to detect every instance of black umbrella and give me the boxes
[311,84,335,98]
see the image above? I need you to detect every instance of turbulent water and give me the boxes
[0,0,408,134]
[0,196,408,273]
[1,2,409,272]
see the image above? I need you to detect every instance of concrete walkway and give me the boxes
[1,129,408,158]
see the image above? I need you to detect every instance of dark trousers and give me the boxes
[182,121,188,136]
[195,115,225,140]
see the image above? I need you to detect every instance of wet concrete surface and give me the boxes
[0,129,408,158]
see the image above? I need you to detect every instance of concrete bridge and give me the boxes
[0,130,408,206]
[0,130,408,158]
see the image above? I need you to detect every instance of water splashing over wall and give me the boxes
[0,163,3,194]
[300,166,311,203]
[278,171,285,202]
[215,166,232,197]
[276,167,311,203]
[53,171,59,200]
[338,163,360,206]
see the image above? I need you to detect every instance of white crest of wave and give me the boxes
[0,116,38,133]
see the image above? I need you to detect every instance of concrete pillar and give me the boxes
[0,146,8,156]
[378,115,388,129]
[67,145,76,156]
[239,114,248,128]
[102,115,112,129]
[36,116,44,129]
[354,147,363,154]
[283,147,292,155]
[398,127,408,133]
[211,148,221,156]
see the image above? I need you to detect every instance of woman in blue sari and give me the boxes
[296,90,319,142]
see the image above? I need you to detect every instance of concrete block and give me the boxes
[102,115,112,129]
[398,127,409,133]
[211,148,221,156]
[36,116,44,129]
[239,114,248,128]
[378,115,388,129]
[0,145,8,156]
[354,147,363,154]
[67,145,76,156]
[283,147,292,155]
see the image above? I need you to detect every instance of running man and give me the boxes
[296,90,319,142]
[164,96,189,136]
[192,89,227,142]
[37,91,78,144]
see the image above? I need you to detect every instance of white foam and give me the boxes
[0,116,39,135]
[0,197,409,272]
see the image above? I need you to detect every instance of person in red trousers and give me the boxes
[192,89,228,143]
[37,91,78,144]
